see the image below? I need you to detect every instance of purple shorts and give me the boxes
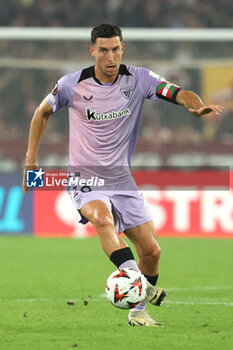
[66,177,152,234]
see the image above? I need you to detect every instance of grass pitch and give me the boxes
[0,236,232,350]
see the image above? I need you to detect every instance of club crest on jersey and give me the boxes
[121,86,133,100]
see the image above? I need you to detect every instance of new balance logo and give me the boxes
[86,107,130,122]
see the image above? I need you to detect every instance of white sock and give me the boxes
[132,300,147,311]
[118,260,148,312]
[119,259,140,272]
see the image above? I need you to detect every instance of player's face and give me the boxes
[90,36,125,83]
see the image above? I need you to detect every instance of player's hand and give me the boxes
[22,162,39,194]
[188,105,224,118]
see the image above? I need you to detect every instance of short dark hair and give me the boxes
[91,24,123,44]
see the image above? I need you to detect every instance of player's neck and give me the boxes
[94,65,118,84]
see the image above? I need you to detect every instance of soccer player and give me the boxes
[22,24,224,327]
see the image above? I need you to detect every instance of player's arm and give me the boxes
[22,98,53,194]
[176,89,224,118]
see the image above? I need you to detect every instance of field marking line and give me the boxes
[0,298,232,306]
[0,286,232,305]
[1,295,233,307]
[165,300,233,306]
[166,286,233,292]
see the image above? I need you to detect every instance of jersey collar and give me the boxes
[77,65,132,86]
[91,65,132,85]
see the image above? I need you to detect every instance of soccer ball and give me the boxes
[105,268,147,309]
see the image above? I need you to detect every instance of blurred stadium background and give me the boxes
[0,0,232,237]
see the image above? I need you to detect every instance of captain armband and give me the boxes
[156,81,181,104]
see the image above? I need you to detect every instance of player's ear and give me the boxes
[89,45,95,57]
[121,42,125,54]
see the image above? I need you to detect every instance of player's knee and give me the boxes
[154,245,161,261]
[150,245,161,262]
[92,212,114,229]
[142,244,161,265]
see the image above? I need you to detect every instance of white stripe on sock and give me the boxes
[132,300,147,311]
[118,260,148,311]
[119,259,140,272]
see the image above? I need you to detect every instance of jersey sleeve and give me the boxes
[138,67,181,104]
[46,72,80,112]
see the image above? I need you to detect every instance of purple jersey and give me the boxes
[47,64,180,183]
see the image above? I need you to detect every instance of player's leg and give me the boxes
[80,200,127,256]
[125,220,166,326]
[109,186,166,307]
[80,200,140,274]
[125,220,166,305]
[124,220,161,277]
[67,180,141,271]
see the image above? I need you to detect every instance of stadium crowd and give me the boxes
[0,0,232,28]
